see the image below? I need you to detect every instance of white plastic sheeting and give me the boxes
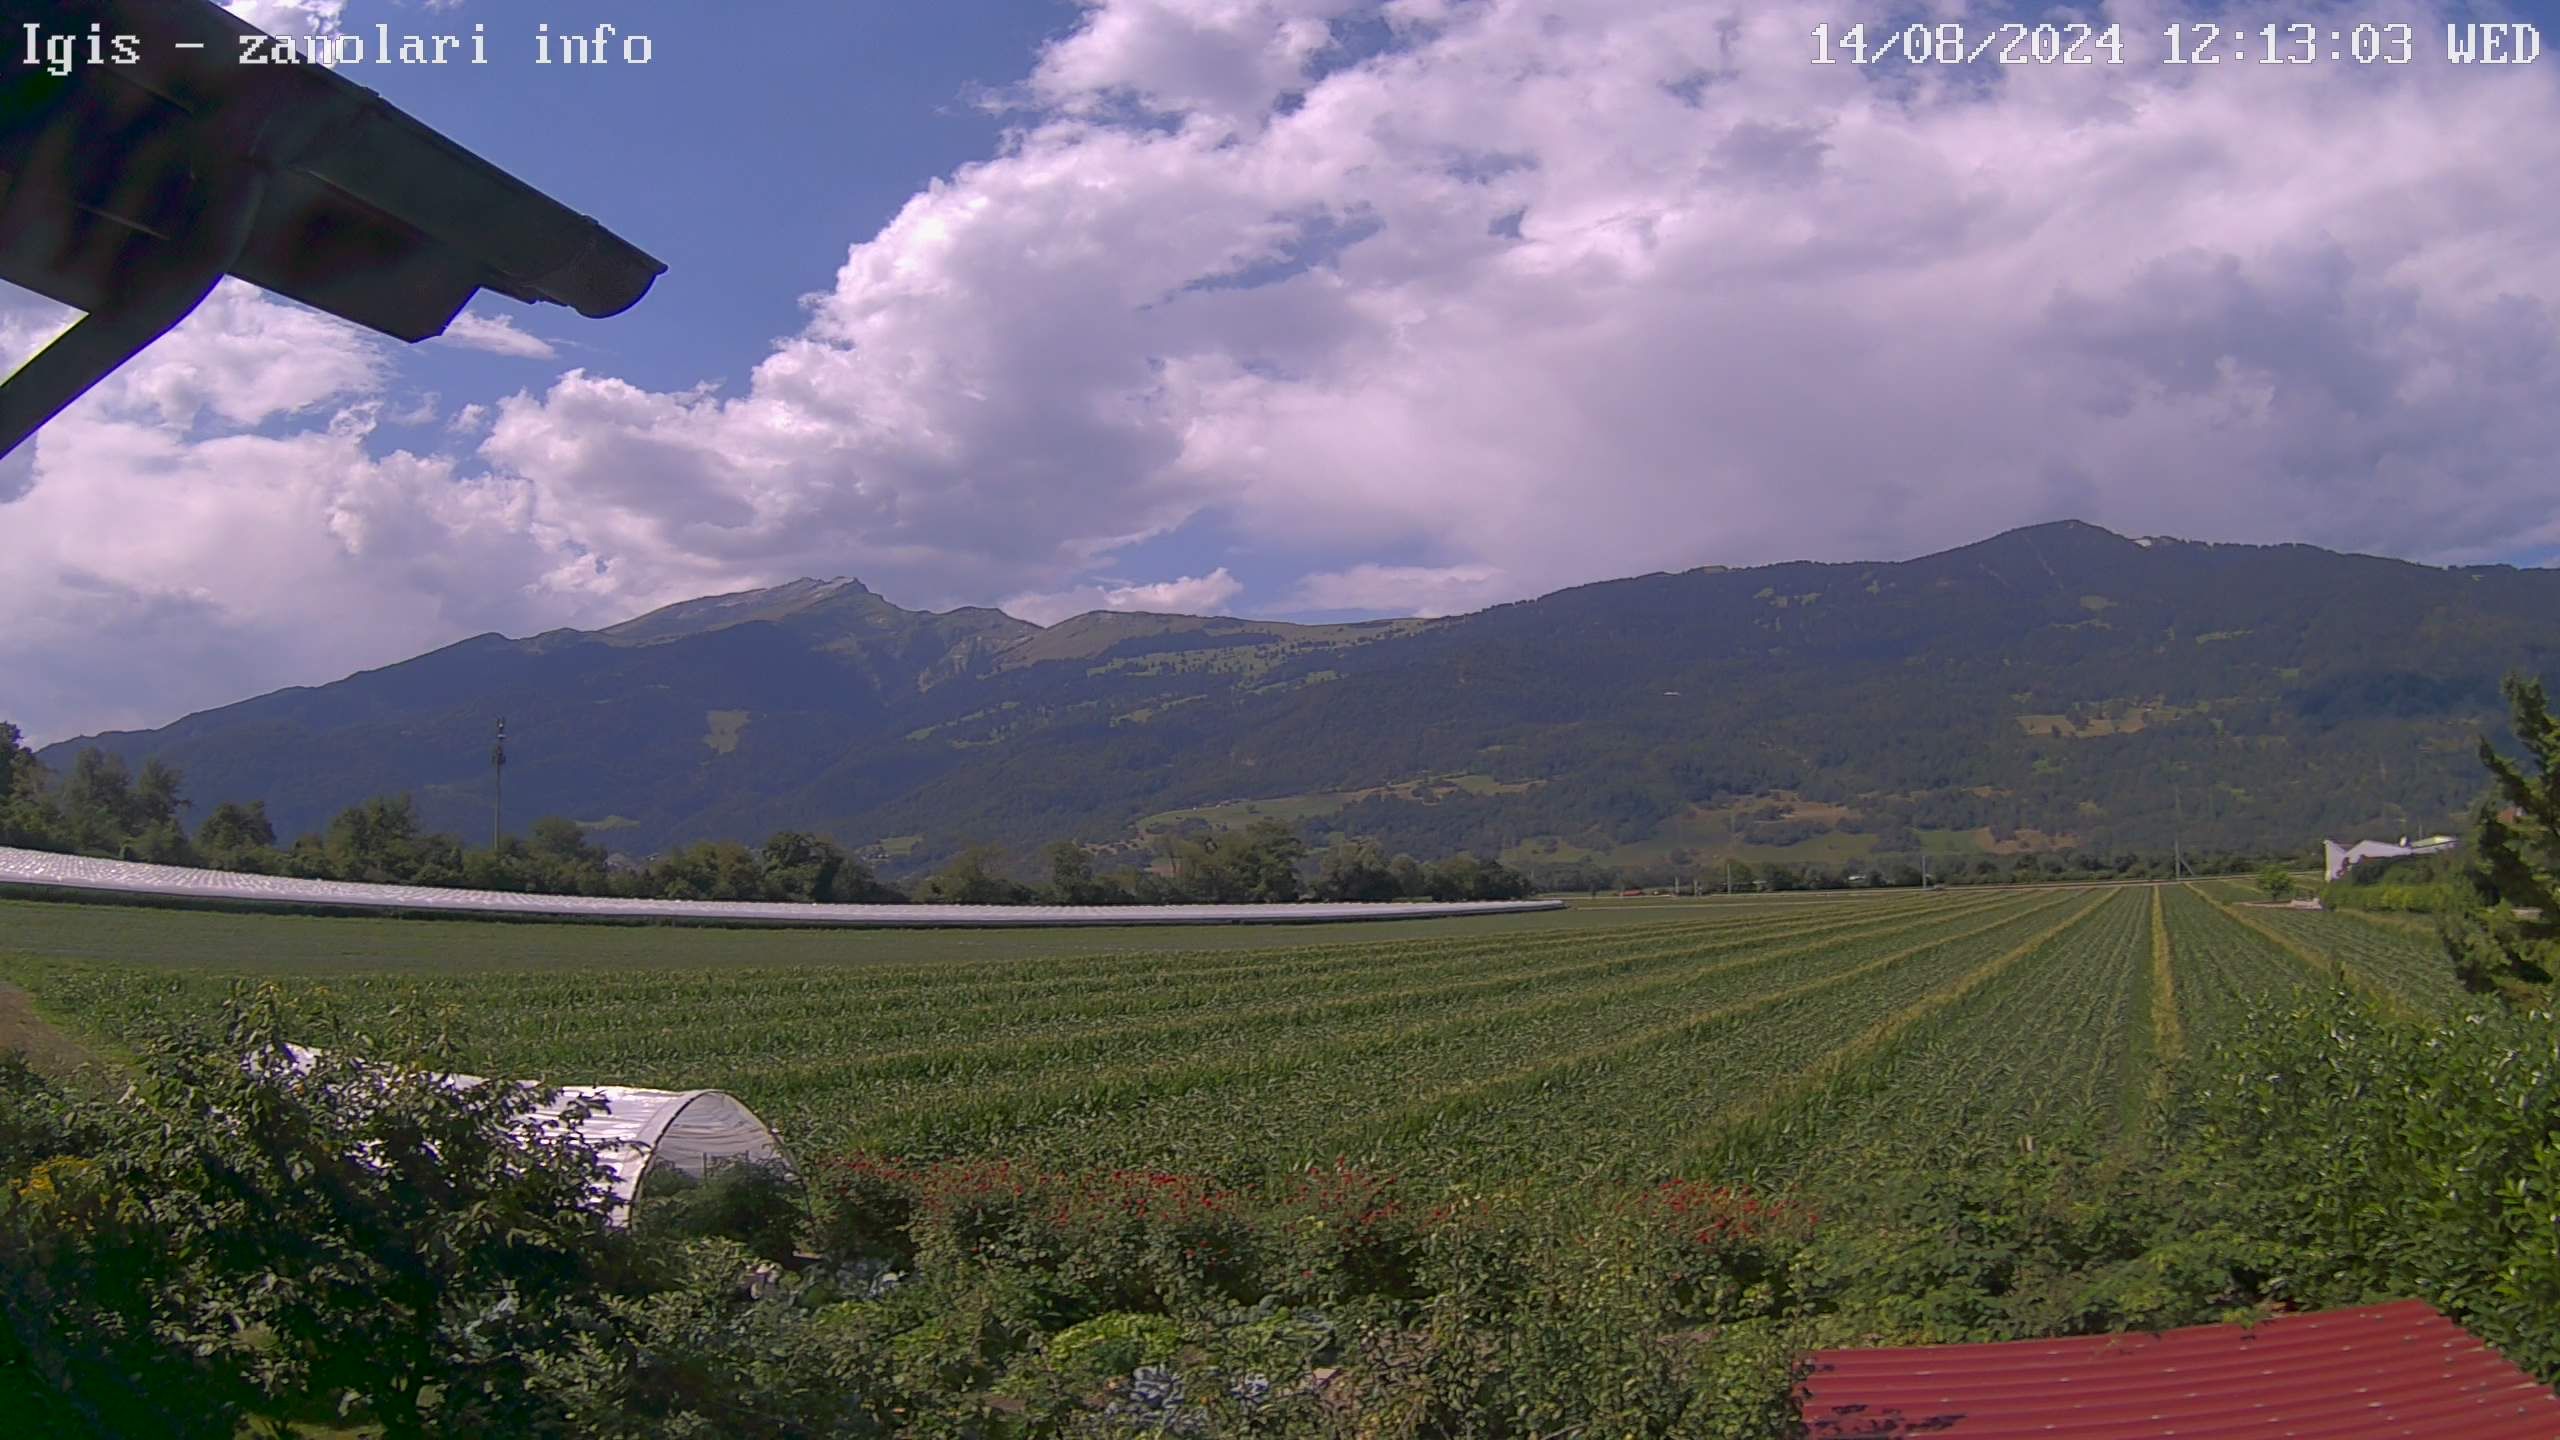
[2320,835,2458,882]
[282,1044,793,1224]
[0,846,1563,926]
[535,1084,794,1224]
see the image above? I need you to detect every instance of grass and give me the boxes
[702,710,751,754]
[1133,771,1544,838]
[0,980,104,1082]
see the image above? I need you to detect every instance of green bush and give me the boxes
[521,1239,906,1439]
[2320,881,2468,913]
[2184,995,2560,1377]
[0,988,630,1438]
[1787,1147,2280,1344]
[814,1154,923,1266]
[1041,1310,1183,1381]
[632,1159,805,1265]
[19,982,2560,1437]
[1266,1162,1435,1305]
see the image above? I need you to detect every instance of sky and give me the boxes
[5,0,2560,744]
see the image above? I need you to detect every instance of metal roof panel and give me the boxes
[1802,1302,2560,1439]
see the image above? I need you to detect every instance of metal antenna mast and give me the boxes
[491,716,508,848]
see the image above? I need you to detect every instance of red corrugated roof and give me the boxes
[1800,1300,2560,1438]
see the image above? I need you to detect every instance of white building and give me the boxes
[2322,834,2457,883]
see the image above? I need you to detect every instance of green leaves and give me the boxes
[2182,995,2560,1377]
[2442,674,2560,1001]
[0,987,628,1436]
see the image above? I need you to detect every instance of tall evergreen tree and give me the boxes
[2442,675,2559,998]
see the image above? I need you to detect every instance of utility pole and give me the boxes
[2172,780,2187,880]
[1725,808,1736,895]
[490,716,507,848]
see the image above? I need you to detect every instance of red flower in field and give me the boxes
[1629,1179,1815,1250]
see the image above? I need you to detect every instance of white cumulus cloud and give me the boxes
[222,0,345,36]
[1286,564,1506,618]
[1002,567,1246,625]
[471,0,2560,612]
[11,0,2560,745]
[433,312,558,359]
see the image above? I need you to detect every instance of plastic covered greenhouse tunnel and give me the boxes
[282,1045,796,1224]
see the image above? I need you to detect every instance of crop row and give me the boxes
[2228,904,2476,1015]
[833,891,2087,1181]
[2,898,1940,1071]
[453,897,1953,1065]
[2152,884,2323,1058]
[1682,888,2147,1181]
[8,881,2399,1196]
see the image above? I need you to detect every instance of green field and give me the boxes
[0,884,2469,1190]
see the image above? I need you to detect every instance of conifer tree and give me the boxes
[2442,675,2559,998]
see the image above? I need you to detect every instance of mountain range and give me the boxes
[39,521,2560,876]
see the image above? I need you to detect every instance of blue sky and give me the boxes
[342,0,1081,395]
[5,0,2559,743]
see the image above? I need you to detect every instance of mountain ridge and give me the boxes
[38,522,2560,874]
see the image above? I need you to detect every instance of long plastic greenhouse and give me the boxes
[0,847,1561,927]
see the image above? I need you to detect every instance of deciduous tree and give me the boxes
[194,800,279,873]
[921,843,1030,904]
[1312,839,1401,902]
[325,794,427,884]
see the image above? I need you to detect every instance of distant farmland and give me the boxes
[0,885,2463,1189]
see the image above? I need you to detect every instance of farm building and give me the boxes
[2322,833,2457,883]
[282,1046,794,1224]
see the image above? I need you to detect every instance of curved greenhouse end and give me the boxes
[557,1085,799,1224]
[279,1045,797,1225]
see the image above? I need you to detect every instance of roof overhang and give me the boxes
[0,0,664,458]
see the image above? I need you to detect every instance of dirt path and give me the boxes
[0,980,99,1081]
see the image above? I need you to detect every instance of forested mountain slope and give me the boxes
[43,522,2558,872]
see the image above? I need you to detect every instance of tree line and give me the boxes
[0,724,1534,906]
[2,680,2555,1434]
[1530,845,2288,896]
